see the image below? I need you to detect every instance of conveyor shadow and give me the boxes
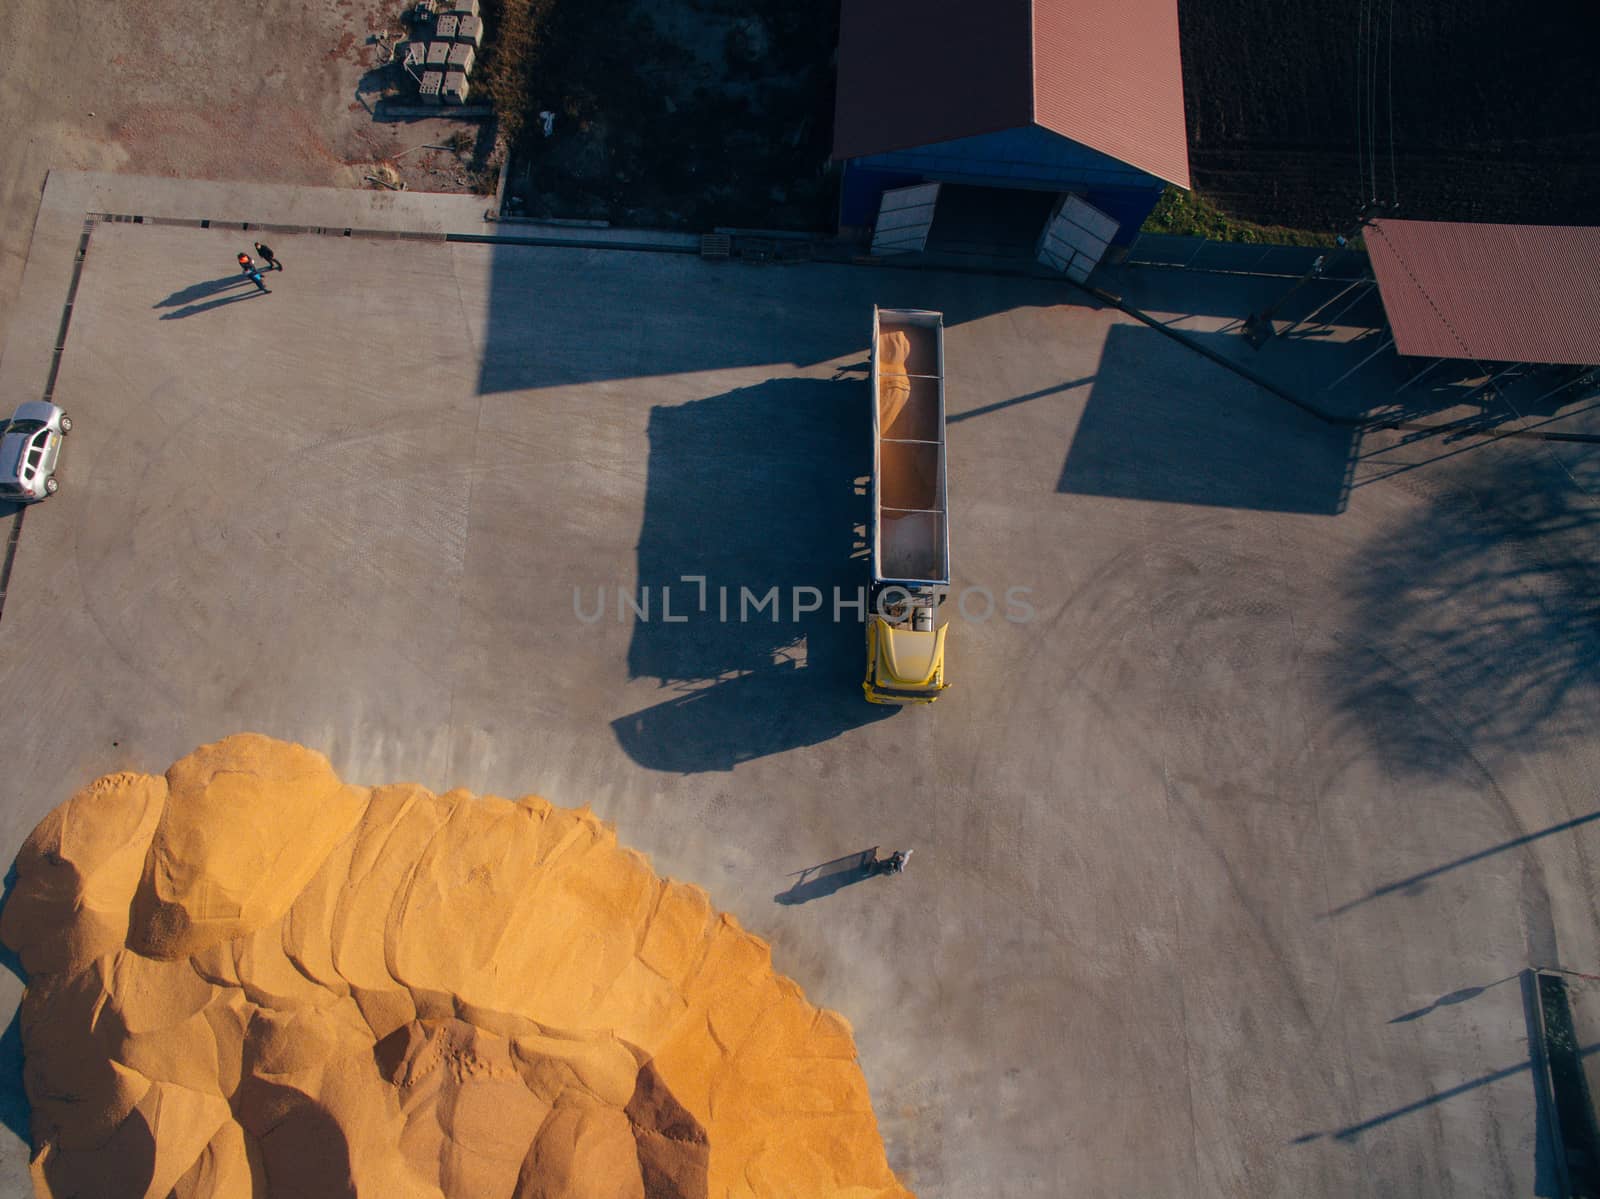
[775,848,889,905]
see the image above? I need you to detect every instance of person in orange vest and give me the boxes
[237,252,269,293]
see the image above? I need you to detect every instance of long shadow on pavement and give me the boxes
[158,289,269,321]
[1059,321,1358,514]
[152,274,253,309]
[775,848,889,905]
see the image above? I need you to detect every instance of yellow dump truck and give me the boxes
[863,306,950,704]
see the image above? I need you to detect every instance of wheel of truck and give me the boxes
[59,415,72,433]
[44,476,58,495]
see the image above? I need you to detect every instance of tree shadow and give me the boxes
[611,377,894,772]
[1328,452,1600,779]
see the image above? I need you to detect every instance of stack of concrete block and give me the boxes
[425,41,451,70]
[443,72,470,104]
[434,13,458,40]
[447,42,474,75]
[448,0,479,16]
[403,41,427,73]
[419,71,443,103]
[454,14,483,48]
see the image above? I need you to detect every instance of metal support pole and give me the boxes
[1520,365,1598,411]
[1392,356,1445,395]
[1317,280,1378,331]
[1278,278,1371,340]
[1324,335,1395,392]
[1456,362,1519,408]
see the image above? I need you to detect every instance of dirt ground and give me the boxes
[496,0,839,231]
[1177,0,1600,232]
[0,0,494,361]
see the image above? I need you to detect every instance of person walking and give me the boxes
[253,242,282,271]
[237,252,269,293]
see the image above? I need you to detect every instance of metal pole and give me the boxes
[1456,362,1519,408]
[1392,356,1444,395]
[1317,280,1377,331]
[1520,366,1598,411]
[1277,278,1370,340]
[1324,335,1395,392]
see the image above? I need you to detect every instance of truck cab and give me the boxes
[864,584,948,703]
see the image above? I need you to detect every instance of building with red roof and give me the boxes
[1367,220,1600,366]
[834,0,1190,258]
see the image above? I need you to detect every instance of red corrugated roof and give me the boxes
[833,0,1191,189]
[1033,0,1190,189]
[1368,220,1600,365]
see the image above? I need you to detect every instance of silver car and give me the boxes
[0,401,72,502]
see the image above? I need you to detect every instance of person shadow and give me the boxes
[152,274,267,319]
[775,848,896,905]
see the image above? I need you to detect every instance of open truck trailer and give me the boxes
[864,306,951,704]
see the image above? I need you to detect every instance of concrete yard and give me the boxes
[2,175,1600,1197]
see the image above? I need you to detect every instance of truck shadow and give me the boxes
[612,377,894,772]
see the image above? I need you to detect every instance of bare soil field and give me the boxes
[0,0,493,358]
[493,0,839,230]
[1178,0,1600,232]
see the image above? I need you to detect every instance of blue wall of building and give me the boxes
[841,124,1168,245]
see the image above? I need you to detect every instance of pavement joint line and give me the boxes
[444,231,700,254]
[52,212,1600,451]
[87,212,451,243]
[0,506,24,628]
[41,220,95,403]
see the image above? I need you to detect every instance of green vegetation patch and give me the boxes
[1141,187,1334,246]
